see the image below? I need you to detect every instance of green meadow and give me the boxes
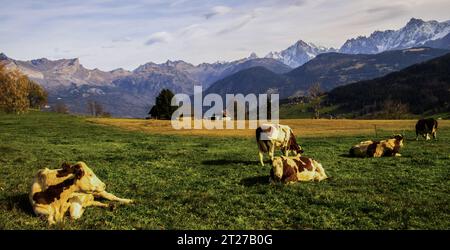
[0,112,449,229]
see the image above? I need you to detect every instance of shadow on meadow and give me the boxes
[1,193,34,216]
[240,175,270,187]
[201,159,258,166]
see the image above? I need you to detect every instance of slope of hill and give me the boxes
[204,66,288,97]
[205,47,450,99]
[327,53,450,116]
[424,33,450,49]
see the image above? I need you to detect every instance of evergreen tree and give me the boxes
[148,89,177,119]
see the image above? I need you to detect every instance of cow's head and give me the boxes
[271,157,285,181]
[392,134,405,147]
[61,162,106,193]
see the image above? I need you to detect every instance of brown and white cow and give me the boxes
[270,155,328,184]
[349,134,405,158]
[416,118,438,140]
[29,162,133,225]
[256,123,304,166]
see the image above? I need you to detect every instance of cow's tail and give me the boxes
[256,127,271,153]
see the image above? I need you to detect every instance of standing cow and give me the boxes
[256,123,303,166]
[416,118,438,140]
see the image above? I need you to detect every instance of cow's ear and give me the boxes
[72,164,85,179]
[57,162,73,177]
[61,162,71,170]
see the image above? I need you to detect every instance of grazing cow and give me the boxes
[29,162,133,225]
[256,123,304,166]
[416,118,438,140]
[270,155,328,184]
[349,134,405,158]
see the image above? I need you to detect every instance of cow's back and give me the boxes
[350,141,374,157]
[416,118,438,133]
[29,167,75,206]
[272,156,327,183]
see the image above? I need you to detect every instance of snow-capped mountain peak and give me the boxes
[340,18,450,54]
[265,40,335,68]
[247,52,259,60]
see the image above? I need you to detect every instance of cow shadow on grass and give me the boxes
[240,175,270,187]
[3,193,34,215]
[338,153,411,159]
[202,159,258,166]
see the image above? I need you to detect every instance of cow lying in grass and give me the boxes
[29,162,133,225]
[349,134,405,158]
[256,123,304,166]
[270,155,328,184]
[416,118,438,140]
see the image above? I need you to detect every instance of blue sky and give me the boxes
[0,0,449,70]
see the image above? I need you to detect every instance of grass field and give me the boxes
[88,117,450,138]
[0,112,449,229]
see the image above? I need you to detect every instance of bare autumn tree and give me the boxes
[308,83,322,119]
[87,100,95,116]
[87,100,105,117]
[380,100,410,119]
[0,64,30,114]
[94,102,104,117]
[53,102,69,114]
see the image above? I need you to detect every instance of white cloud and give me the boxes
[145,32,173,46]
[216,13,256,35]
[1,0,450,70]
[112,37,132,43]
[205,5,232,19]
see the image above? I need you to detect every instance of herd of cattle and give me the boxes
[256,118,438,184]
[29,118,439,224]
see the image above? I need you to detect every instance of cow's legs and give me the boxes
[432,131,437,140]
[69,202,85,219]
[54,202,71,223]
[259,151,265,166]
[34,206,55,225]
[426,133,431,140]
[69,200,109,220]
[96,191,133,204]
[270,145,275,161]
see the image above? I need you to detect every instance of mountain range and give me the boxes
[339,18,450,54]
[1,17,449,117]
[205,47,450,99]
[263,18,450,67]
[0,53,290,117]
